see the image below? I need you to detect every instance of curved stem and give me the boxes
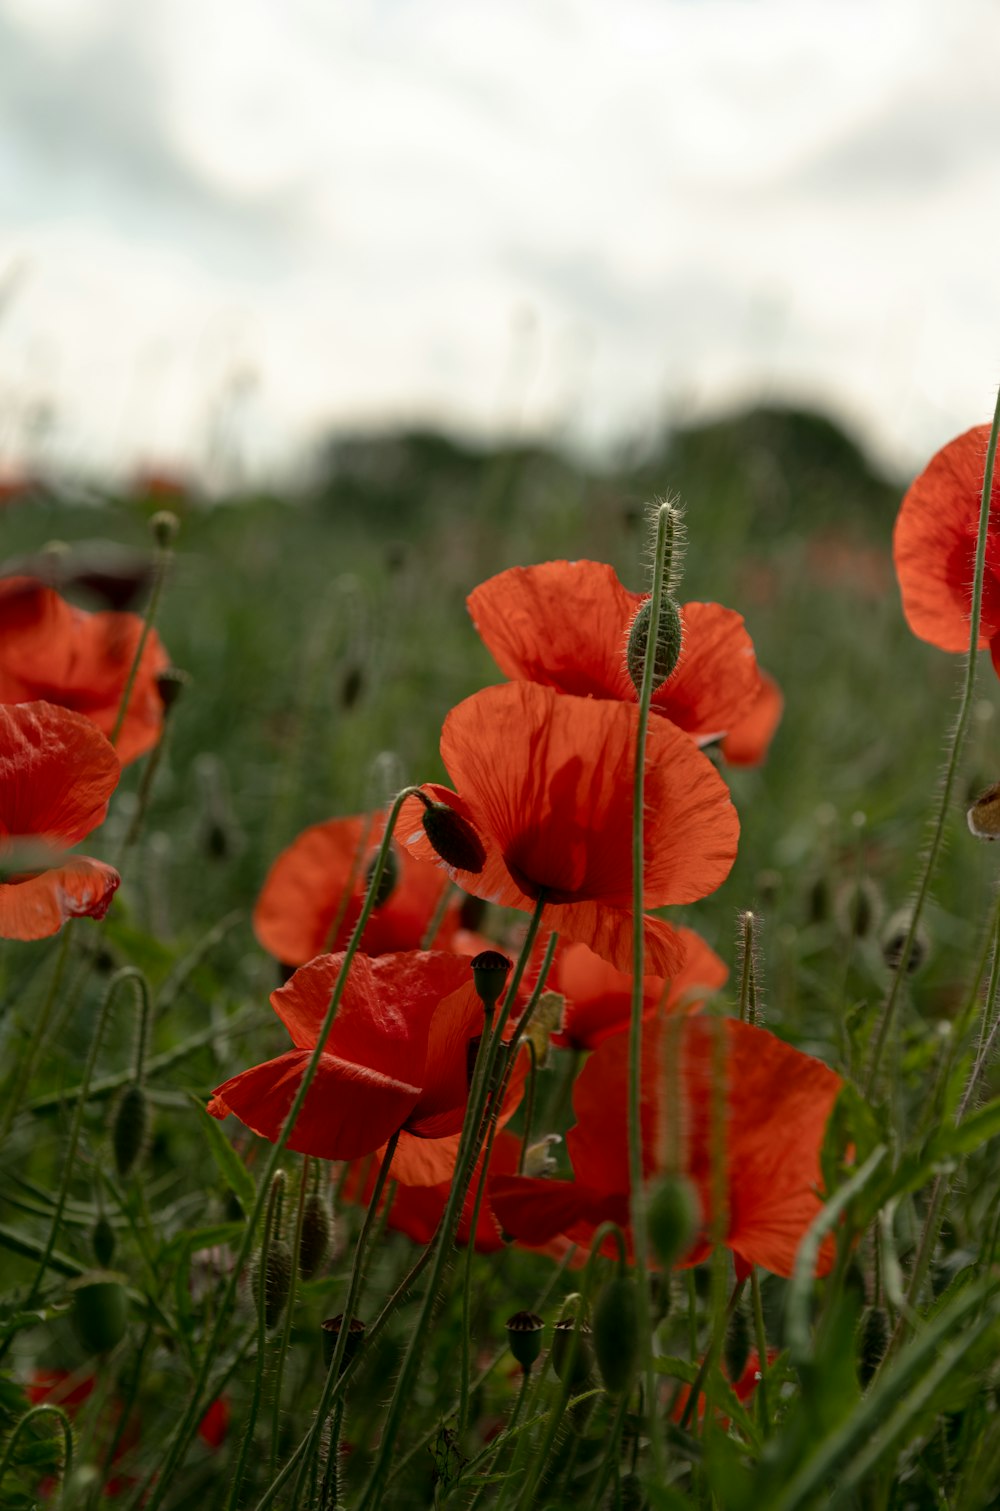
[865,389,1000,1094]
[0,1404,73,1509]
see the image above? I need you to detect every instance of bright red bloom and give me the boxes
[0,702,120,940]
[208,951,492,1162]
[670,1349,778,1426]
[490,1014,842,1279]
[719,670,783,768]
[0,576,169,764]
[468,560,762,743]
[403,682,739,976]
[551,928,727,1053]
[197,1395,231,1450]
[254,810,456,967]
[893,425,1000,672]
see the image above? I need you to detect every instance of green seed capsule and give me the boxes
[857,1304,890,1387]
[646,1175,700,1270]
[626,597,683,695]
[471,950,512,1012]
[256,1240,293,1329]
[550,1317,593,1387]
[593,1276,639,1394]
[73,1273,129,1355]
[298,1194,332,1281]
[505,1311,545,1374]
[112,1083,150,1178]
[92,1215,116,1269]
[724,1301,751,1383]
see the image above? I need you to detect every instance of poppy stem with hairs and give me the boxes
[0,923,73,1143]
[226,1171,285,1511]
[268,1155,311,1484]
[131,785,425,1511]
[630,501,679,1481]
[110,511,176,752]
[865,386,1000,1096]
[0,1404,73,1511]
[356,892,549,1511]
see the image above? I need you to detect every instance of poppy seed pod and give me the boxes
[321,1314,366,1372]
[881,910,930,975]
[505,1311,545,1373]
[551,1316,593,1386]
[364,844,400,909]
[73,1272,129,1355]
[91,1215,116,1269]
[626,596,684,695]
[593,1276,639,1394]
[112,1083,150,1178]
[155,666,189,712]
[421,802,487,874]
[968,782,1000,840]
[471,950,512,1012]
[149,509,179,548]
[255,1240,293,1329]
[646,1174,700,1270]
[298,1193,333,1281]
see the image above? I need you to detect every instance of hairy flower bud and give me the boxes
[321,1314,366,1372]
[723,1301,751,1383]
[364,844,400,909]
[298,1193,333,1281]
[422,802,487,873]
[112,1083,150,1178]
[92,1215,116,1270]
[73,1272,129,1355]
[626,596,683,695]
[593,1276,639,1394]
[255,1240,293,1329]
[646,1175,700,1270]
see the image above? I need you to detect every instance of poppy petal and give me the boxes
[719,671,783,768]
[652,602,761,737]
[0,702,120,845]
[0,857,120,940]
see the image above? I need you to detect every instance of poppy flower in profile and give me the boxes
[551,927,727,1053]
[718,670,783,768]
[467,561,762,743]
[893,425,1000,672]
[0,576,169,764]
[403,682,739,976]
[490,1014,843,1280]
[253,810,456,968]
[208,951,494,1162]
[0,702,121,940]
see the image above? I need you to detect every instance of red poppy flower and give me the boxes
[551,928,727,1053]
[718,670,783,768]
[0,576,169,764]
[402,682,739,976]
[197,1395,231,1450]
[0,702,120,940]
[670,1348,778,1426]
[490,1014,842,1279]
[893,425,1000,671]
[467,561,762,743]
[254,810,456,967]
[208,951,493,1162]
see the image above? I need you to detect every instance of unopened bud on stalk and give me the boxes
[364,844,400,909]
[723,1301,751,1382]
[298,1193,333,1280]
[856,1304,889,1387]
[340,662,364,710]
[646,1174,700,1270]
[626,597,684,695]
[593,1275,639,1393]
[471,950,512,1012]
[256,1240,293,1330]
[551,1314,594,1386]
[321,1314,366,1372]
[155,666,189,713]
[421,802,487,873]
[505,1311,544,1374]
[112,1083,150,1178]
[834,878,884,940]
[92,1215,116,1269]
[881,909,930,975]
[72,1272,129,1355]
[149,510,179,548]
[968,781,1000,840]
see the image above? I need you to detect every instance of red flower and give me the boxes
[208,951,492,1162]
[0,702,120,940]
[719,670,783,768]
[670,1348,778,1425]
[551,928,727,1053]
[467,560,762,743]
[403,682,739,975]
[490,1014,843,1280]
[893,425,1000,671]
[197,1395,230,1450]
[0,576,169,764]
[254,810,456,968]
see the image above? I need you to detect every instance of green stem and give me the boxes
[583,1390,630,1510]
[750,1267,770,1434]
[458,1103,504,1437]
[421,880,456,949]
[517,1041,539,1175]
[0,925,73,1141]
[629,501,676,1482]
[132,785,423,1511]
[679,1278,745,1431]
[227,1172,285,1509]
[865,388,1000,1094]
[110,527,173,751]
[269,1156,311,1483]
[0,1404,73,1509]
[465,1369,533,1511]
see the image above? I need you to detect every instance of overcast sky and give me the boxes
[1,0,998,485]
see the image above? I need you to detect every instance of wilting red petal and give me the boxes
[0,702,120,844]
[0,857,120,941]
[0,577,169,764]
[468,562,761,739]
[254,811,454,967]
[719,671,783,767]
[893,425,1000,653]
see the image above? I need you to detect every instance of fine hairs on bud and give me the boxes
[626,500,687,696]
[736,910,763,1026]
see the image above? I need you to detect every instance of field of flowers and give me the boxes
[2,403,1000,1510]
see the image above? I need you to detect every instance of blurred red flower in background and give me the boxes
[718,670,783,768]
[0,702,120,940]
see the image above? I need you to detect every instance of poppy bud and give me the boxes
[471,950,512,1012]
[881,910,929,975]
[505,1311,544,1374]
[856,1304,889,1387]
[340,662,364,710]
[834,878,884,940]
[626,596,683,695]
[321,1314,366,1372]
[968,782,1000,840]
[723,1301,751,1383]
[255,1240,294,1329]
[112,1083,150,1178]
[620,1472,644,1511]
[593,1276,639,1394]
[149,510,179,548]
[73,1272,129,1355]
[422,802,487,874]
[298,1193,333,1281]
[551,1315,593,1386]
[364,844,400,909]
[155,667,189,712]
[92,1215,116,1269]
[646,1175,700,1270]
